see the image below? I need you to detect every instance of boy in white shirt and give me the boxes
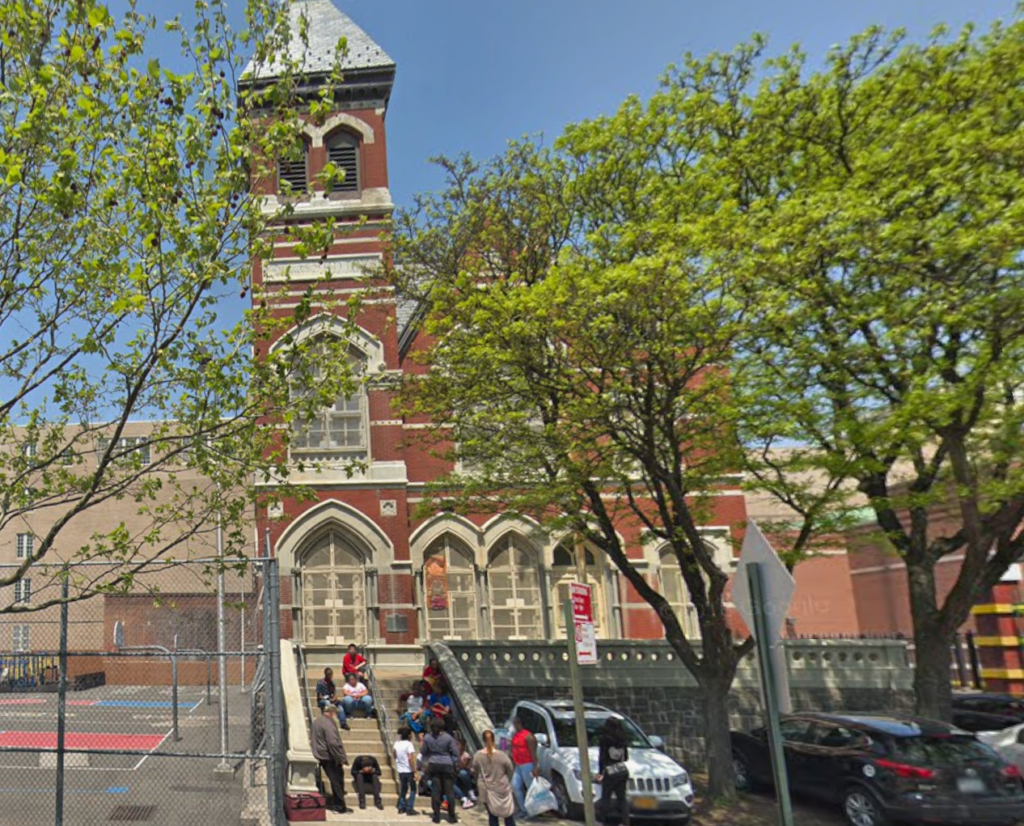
[394,726,419,816]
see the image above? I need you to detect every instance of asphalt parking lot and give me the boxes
[0,684,263,826]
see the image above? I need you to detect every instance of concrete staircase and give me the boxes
[302,670,422,808]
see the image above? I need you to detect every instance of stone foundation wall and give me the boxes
[438,639,915,767]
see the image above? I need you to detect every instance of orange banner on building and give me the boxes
[425,555,449,611]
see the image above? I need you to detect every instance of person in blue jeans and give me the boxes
[394,727,419,816]
[315,667,349,730]
[342,673,375,718]
[509,717,539,819]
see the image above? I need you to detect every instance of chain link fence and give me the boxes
[0,557,285,826]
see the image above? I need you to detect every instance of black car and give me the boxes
[731,712,1024,826]
[953,694,1024,733]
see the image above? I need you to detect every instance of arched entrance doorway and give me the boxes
[298,529,368,645]
[421,534,479,641]
[486,535,544,640]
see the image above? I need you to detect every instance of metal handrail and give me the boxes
[365,662,394,763]
[298,643,316,734]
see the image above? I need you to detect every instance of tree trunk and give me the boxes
[912,624,955,721]
[907,563,954,721]
[700,672,738,803]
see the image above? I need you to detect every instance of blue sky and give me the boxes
[331,0,1016,209]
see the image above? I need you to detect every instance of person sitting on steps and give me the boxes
[342,643,368,680]
[315,667,349,730]
[399,680,430,738]
[350,754,384,810]
[342,672,375,719]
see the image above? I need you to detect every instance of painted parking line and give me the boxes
[93,700,201,710]
[0,732,165,750]
[0,786,128,794]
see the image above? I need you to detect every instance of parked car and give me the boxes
[979,724,1024,776]
[495,700,695,822]
[731,712,1024,826]
[953,694,1024,733]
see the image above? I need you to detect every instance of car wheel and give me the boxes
[733,751,759,792]
[842,787,888,826]
[551,775,580,820]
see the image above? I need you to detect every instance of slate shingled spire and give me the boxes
[243,0,395,81]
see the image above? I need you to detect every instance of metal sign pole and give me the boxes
[563,599,597,826]
[748,563,795,826]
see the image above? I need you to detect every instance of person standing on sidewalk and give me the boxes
[394,726,419,816]
[472,729,516,826]
[311,705,349,814]
[421,719,460,824]
[595,717,630,826]
[509,717,539,819]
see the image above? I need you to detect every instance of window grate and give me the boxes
[278,156,307,193]
[327,141,359,192]
[109,805,156,822]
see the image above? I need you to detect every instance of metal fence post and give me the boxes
[55,567,69,826]
[265,553,285,825]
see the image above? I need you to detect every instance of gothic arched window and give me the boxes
[290,342,368,464]
[299,530,367,644]
[487,535,543,640]
[422,535,478,640]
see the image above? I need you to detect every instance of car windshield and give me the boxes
[552,715,651,749]
[891,735,1003,768]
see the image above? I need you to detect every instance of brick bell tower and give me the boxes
[244,2,419,653]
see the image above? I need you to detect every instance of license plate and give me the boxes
[632,797,658,811]
[957,777,986,794]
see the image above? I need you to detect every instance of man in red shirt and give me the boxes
[342,644,368,680]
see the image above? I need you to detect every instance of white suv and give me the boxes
[496,700,694,823]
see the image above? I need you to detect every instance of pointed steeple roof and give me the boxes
[243,0,395,81]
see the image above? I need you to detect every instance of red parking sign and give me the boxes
[570,582,597,664]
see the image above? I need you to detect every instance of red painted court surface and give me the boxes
[0,732,165,750]
[0,698,45,705]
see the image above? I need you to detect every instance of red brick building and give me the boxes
[246,1,860,652]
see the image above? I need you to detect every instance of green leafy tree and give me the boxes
[715,18,1024,720]
[388,136,754,800]
[0,0,361,610]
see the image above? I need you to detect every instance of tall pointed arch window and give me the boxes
[659,545,701,640]
[299,530,367,645]
[290,342,369,464]
[552,541,606,636]
[487,535,544,640]
[422,535,478,641]
[326,131,360,194]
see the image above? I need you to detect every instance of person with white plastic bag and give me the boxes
[524,775,558,817]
